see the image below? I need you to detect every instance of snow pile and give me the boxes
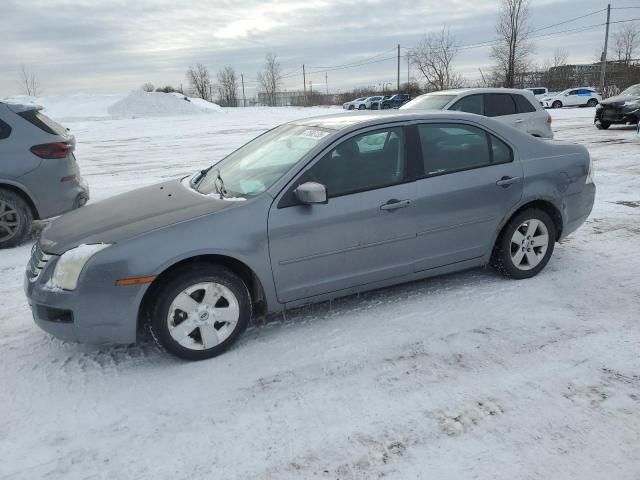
[1,94,124,121]
[108,90,222,118]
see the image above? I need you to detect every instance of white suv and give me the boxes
[541,88,601,109]
[401,88,553,139]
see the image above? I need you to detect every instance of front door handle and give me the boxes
[515,119,524,124]
[496,176,522,187]
[380,199,411,211]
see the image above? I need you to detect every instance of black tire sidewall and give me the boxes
[148,265,252,360]
[552,101,562,109]
[0,189,32,249]
[587,99,598,107]
[494,209,556,279]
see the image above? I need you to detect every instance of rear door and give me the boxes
[410,122,523,271]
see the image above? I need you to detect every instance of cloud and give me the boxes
[0,0,622,95]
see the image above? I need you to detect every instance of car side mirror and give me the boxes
[294,182,328,205]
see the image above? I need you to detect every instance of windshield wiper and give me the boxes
[214,168,228,199]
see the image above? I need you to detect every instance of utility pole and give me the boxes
[407,52,410,86]
[600,4,611,92]
[325,72,328,95]
[302,64,307,106]
[397,44,401,93]
[241,74,246,107]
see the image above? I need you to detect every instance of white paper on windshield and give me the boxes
[299,129,329,140]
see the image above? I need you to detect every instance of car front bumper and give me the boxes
[595,105,640,125]
[24,246,145,345]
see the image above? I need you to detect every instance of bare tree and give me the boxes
[141,83,155,92]
[410,27,464,91]
[491,0,533,88]
[611,22,640,65]
[541,48,571,90]
[18,65,41,96]
[257,53,282,106]
[187,63,212,101]
[217,66,239,107]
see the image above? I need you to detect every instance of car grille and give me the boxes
[601,106,625,121]
[27,243,52,283]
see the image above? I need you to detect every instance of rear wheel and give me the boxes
[587,98,598,107]
[552,101,563,109]
[0,189,32,249]
[147,265,251,360]
[491,209,556,279]
[358,105,366,110]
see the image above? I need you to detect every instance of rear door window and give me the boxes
[513,94,536,113]
[450,94,484,115]
[485,94,517,117]
[17,110,67,136]
[417,123,512,176]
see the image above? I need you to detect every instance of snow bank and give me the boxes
[1,91,223,121]
[108,90,222,118]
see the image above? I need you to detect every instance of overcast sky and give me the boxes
[1,0,637,97]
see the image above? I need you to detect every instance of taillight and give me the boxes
[547,114,552,124]
[30,142,74,159]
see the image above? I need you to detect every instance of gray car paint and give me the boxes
[0,102,89,219]
[25,110,595,345]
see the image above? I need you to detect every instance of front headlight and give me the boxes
[623,100,640,107]
[49,244,111,291]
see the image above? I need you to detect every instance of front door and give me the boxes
[410,122,523,271]
[268,126,416,303]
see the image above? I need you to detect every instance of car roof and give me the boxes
[420,87,535,96]
[290,110,500,131]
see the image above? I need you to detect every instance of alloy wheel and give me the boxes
[0,200,20,242]
[166,281,240,350]
[510,219,549,271]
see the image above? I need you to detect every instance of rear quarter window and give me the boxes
[513,94,536,113]
[0,119,11,139]
[17,110,67,136]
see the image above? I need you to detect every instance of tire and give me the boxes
[147,265,252,360]
[595,121,610,130]
[490,209,556,280]
[552,101,562,109]
[358,105,366,110]
[0,189,33,249]
[587,98,598,107]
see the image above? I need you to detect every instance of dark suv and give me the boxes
[0,102,89,248]
[594,84,640,130]
[381,94,411,109]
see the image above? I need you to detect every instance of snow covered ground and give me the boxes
[1,103,639,479]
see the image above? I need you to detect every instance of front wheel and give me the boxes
[147,265,252,360]
[595,121,610,130]
[491,209,556,279]
[552,101,562,109]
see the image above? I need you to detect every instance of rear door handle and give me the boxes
[515,119,524,124]
[380,199,411,211]
[496,176,522,187]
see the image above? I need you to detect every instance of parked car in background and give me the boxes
[541,88,601,109]
[381,94,411,109]
[594,83,640,130]
[525,87,549,99]
[342,97,366,110]
[400,88,553,138]
[0,102,89,249]
[26,110,594,360]
[364,96,384,110]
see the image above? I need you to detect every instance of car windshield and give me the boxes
[195,124,333,198]
[621,84,640,96]
[400,94,456,110]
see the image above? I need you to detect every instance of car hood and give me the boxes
[40,178,236,255]
[600,94,640,106]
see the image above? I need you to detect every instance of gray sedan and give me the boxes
[25,111,595,360]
